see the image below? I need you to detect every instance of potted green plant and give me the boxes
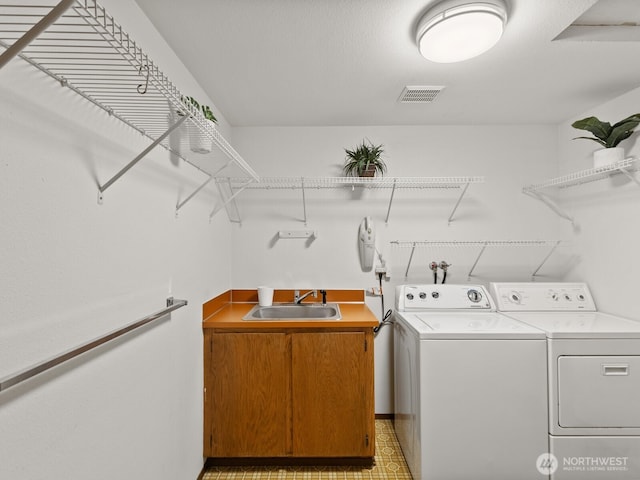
[179,96,218,154]
[571,113,640,168]
[343,140,387,177]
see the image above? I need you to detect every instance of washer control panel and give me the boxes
[490,282,596,312]
[395,284,494,311]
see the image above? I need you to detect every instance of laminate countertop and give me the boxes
[203,302,379,329]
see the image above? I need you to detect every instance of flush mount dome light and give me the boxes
[416,0,507,63]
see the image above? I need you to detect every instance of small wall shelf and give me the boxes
[390,240,563,279]
[0,0,258,212]
[215,176,484,224]
[522,158,639,223]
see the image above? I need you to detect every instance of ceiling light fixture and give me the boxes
[416,0,507,63]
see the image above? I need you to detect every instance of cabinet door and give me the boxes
[205,332,290,457]
[292,331,374,457]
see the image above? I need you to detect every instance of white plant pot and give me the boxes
[593,147,624,169]
[188,119,215,154]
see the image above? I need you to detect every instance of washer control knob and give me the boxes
[510,292,521,304]
[431,291,439,299]
[551,293,559,301]
[467,289,482,303]
[406,293,414,300]
[564,294,572,301]
[577,294,585,301]
[419,292,427,299]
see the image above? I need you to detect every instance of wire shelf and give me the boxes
[390,240,564,279]
[0,1,258,183]
[521,157,639,224]
[390,240,560,248]
[216,176,484,190]
[213,176,484,224]
[522,158,637,192]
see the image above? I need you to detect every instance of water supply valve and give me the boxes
[429,261,439,284]
[439,261,451,284]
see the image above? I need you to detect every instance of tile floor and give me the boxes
[202,419,412,479]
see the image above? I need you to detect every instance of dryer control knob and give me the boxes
[467,289,482,303]
[419,292,427,299]
[431,291,440,299]
[406,293,414,300]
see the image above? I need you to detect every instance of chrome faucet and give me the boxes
[294,290,317,304]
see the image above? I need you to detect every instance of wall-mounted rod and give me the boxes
[278,230,317,239]
[0,0,75,70]
[0,297,188,393]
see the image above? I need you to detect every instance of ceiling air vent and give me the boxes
[398,85,445,103]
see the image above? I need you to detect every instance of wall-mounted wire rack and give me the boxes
[522,158,638,224]
[0,0,259,212]
[214,176,484,224]
[390,240,563,279]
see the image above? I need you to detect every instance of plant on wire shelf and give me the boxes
[343,139,387,177]
[571,113,640,148]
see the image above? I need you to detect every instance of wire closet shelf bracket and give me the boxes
[390,240,564,280]
[522,158,639,224]
[0,0,259,211]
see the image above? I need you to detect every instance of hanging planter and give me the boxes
[179,96,218,154]
[571,113,640,169]
[188,119,215,154]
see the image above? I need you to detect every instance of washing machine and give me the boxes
[394,284,548,480]
[492,282,640,480]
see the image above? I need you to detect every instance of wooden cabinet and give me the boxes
[292,332,373,457]
[204,332,290,456]
[203,328,374,459]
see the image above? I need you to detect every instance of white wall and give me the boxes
[231,125,564,413]
[558,86,640,319]
[0,1,230,478]
[7,0,636,468]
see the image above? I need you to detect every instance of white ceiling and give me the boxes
[134,0,640,127]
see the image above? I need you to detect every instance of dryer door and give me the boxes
[558,355,640,428]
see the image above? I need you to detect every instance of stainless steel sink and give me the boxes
[242,303,341,321]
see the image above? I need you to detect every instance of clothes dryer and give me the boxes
[394,284,547,480]
[492,282,640,480]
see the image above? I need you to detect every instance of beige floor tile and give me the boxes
[203,420,411,480]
